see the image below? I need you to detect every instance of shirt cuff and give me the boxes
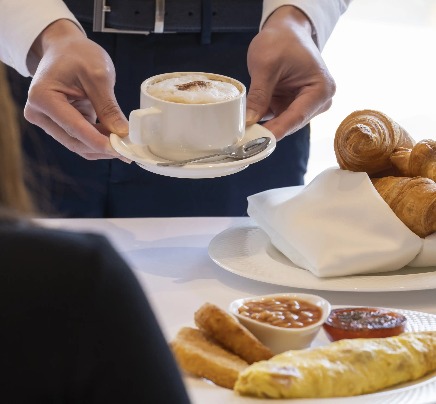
[0,0,85,77]
[261,0,352,51]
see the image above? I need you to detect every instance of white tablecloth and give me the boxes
[37,217,436,404]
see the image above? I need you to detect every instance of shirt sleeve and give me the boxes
[261,0,353,51]
[0,0,84,77]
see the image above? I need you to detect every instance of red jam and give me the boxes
[323,307,407,341]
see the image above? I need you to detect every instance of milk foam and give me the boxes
[146,74,240,104]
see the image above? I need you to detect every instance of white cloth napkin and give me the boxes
[247,168,436,278]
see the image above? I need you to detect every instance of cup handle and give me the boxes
[128,107,161,144]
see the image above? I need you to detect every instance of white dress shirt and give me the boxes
[0,0,82,76]
[0,0,351,77]
[262,0,352,50]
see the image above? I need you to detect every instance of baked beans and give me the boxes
[237,296,323,328]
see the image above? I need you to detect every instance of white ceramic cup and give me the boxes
[128,72,246,161]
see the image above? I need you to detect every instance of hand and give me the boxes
[24,19,129,160]
[246,6,336,140]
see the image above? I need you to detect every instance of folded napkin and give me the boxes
[247,168,436,278]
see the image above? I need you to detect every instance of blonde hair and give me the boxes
[0,62,34,214]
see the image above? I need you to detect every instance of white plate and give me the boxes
[208,225,436,292]
[110,124,276,179]
[184,307,436,404]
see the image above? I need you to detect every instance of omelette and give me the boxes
[234,331,436,398]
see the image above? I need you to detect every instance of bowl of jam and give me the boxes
[229,293,331,354]
[323,307,407,342]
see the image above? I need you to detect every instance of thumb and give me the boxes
[246,78,273,125]
[88,88,129,137]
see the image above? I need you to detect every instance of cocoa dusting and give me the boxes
[176,80,212,91]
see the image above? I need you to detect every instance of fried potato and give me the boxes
[170,327,248,389]
[194,302,273,364]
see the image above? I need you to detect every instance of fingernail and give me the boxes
[246,109,258,124]
[113,119,129,136]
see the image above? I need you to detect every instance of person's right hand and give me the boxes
[24,19,129,160]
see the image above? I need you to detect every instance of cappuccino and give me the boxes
[146,74,240,104]
[131,72,246,160]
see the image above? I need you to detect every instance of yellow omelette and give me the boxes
[234,331,436,398]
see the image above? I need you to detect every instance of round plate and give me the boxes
[208,225,436,292]
[183,307,436,404]
[110,124,276,179]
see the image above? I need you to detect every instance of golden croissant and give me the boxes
[391,139,436,181]
[334,109,415,176]
[371,176,436,238]
[234,331,436,399]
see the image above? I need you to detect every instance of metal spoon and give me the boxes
[157,136,271,167]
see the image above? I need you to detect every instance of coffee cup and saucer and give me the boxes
[110,72,276,179]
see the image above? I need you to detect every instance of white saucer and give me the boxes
[110,124,276,179]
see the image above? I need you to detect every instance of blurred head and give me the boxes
[0,62,34,217]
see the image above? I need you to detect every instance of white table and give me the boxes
[38,217,436,404]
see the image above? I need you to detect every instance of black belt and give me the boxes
[64,0,262,38]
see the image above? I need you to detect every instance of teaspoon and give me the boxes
[157,136,271,167]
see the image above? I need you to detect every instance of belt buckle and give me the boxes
[93,0,165,34]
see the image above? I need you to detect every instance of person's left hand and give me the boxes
[246,6,336,140]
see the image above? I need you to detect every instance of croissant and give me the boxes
[390,139,436,181]
[371,176,436,238]
[334,109,415,176]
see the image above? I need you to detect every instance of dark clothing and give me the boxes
[8,14,310,218]
[0,222,190,404]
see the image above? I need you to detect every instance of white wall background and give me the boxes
[306,0,436,183]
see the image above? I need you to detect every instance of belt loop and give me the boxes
[93,0,109,32]
[155,0,165,33]
[201,0,212,44]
